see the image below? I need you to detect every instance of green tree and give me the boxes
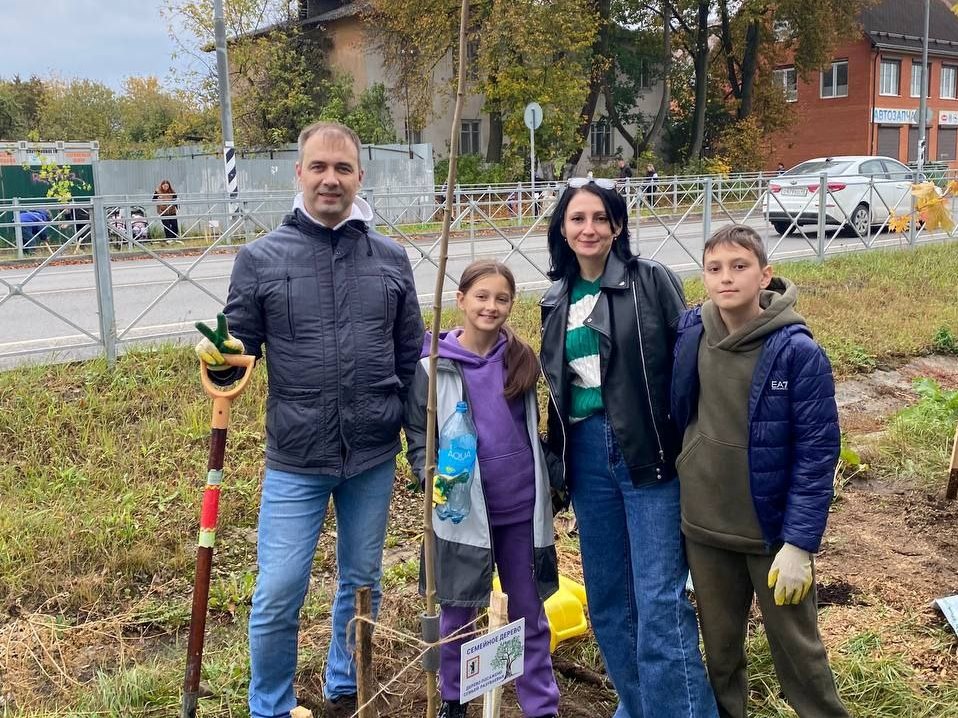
[115,76,182,155]
[0,85,25,140]
[6,75,45,131]
[162,0,330,147]
[479,0,597,173]
[718,0,869,121]
[37,79,121,149]
[603,0,674,158]
[370,0,597,172]
[316,77,399,144]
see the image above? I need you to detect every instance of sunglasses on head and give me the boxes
[567,177,616,190]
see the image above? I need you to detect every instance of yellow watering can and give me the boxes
[492,573,589,652]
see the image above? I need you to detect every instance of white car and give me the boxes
[765,155,916,236]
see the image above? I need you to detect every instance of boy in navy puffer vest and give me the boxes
[671,224,849,718]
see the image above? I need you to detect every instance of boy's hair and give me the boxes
[458,260,540,400]
[703,224,768,267]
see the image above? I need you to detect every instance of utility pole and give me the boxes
[214,0,238,202]
[917,0,930,179]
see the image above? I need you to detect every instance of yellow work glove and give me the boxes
[195,313,244,370]
[767,543,813,606]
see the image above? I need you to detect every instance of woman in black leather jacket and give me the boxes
[539,179,717,718]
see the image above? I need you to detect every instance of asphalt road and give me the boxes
[0,212,950,368]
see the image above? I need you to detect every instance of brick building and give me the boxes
[768,0,958,170]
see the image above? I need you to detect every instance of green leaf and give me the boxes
[839,445,862,468]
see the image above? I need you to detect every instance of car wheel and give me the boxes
[847,203,870,238]
[771,221,791,236]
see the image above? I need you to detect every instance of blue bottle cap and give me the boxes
[456,401,468,412]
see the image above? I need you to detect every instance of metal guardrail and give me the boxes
[1,172,956,368]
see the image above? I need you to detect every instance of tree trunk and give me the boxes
[688,0,709,160]
[736,20,761,119]
[565,0,611,173]
[486,108,503,163]
[636,0,672,156]
[603,82,635,154]
[720,0,741,99]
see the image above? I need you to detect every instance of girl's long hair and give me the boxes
[458,259,540,401]
[546,183,634,285]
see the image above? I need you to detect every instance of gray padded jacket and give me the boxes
[404,357,559,607]
[221,208,424,477]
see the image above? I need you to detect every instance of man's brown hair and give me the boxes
[703,224,768,267]
[297,121,363,168]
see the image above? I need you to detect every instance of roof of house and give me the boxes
[862,0,958,57]
[302,1,367,25]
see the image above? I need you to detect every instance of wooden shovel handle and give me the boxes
[199,354,256,401]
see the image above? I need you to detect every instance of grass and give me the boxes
[681,244,958,376]
[1,243,957,713]
[746,626,958,717]
[876,378,958,486]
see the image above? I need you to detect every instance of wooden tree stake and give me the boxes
[355,587,376,718]
[947,422,958,500]
[482,590,509,718]
[421,2,471,718]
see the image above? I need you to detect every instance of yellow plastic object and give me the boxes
[492,573,589,652]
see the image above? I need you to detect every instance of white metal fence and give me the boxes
[93,143,434,199]
[1,172,955,368]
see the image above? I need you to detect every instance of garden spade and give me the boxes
[182,353,256,718]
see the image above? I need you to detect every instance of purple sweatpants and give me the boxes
[439,520,559,716]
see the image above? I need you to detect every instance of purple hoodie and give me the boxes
[426,329,535,525]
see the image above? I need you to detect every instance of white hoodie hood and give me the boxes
[292,192,374,230]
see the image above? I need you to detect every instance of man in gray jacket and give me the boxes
[196,121,424,718]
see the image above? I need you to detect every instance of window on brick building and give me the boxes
[774,66,797,102]
[879,59,900,96]
[821,60,848,99]
[942,65,957,100]
[910,60,930,98]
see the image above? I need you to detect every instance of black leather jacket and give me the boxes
[539,252,686,494]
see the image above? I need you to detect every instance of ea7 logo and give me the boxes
[770,380,788,391]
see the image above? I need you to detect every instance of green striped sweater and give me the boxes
[566,276,603,422]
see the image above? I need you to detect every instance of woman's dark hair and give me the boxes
[458,259,540,400]
[546,183,634,284]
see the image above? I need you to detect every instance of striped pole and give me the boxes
[182,354,255,718]
[224,141,238,202]
[214,0,239,222]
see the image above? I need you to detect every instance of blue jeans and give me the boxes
[568,413,717,718]
[248,460,396,718]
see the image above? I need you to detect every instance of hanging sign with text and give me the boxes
[459,618,525,703]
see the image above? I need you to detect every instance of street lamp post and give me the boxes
[918,0,930,178]
[213,0,238,203]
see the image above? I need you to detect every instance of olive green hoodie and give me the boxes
[676,277,805,553]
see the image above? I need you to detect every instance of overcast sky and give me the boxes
[0,0,199,91]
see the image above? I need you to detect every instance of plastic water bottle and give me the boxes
[435,401,478,523]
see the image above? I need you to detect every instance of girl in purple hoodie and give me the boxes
[405,260,560,718]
